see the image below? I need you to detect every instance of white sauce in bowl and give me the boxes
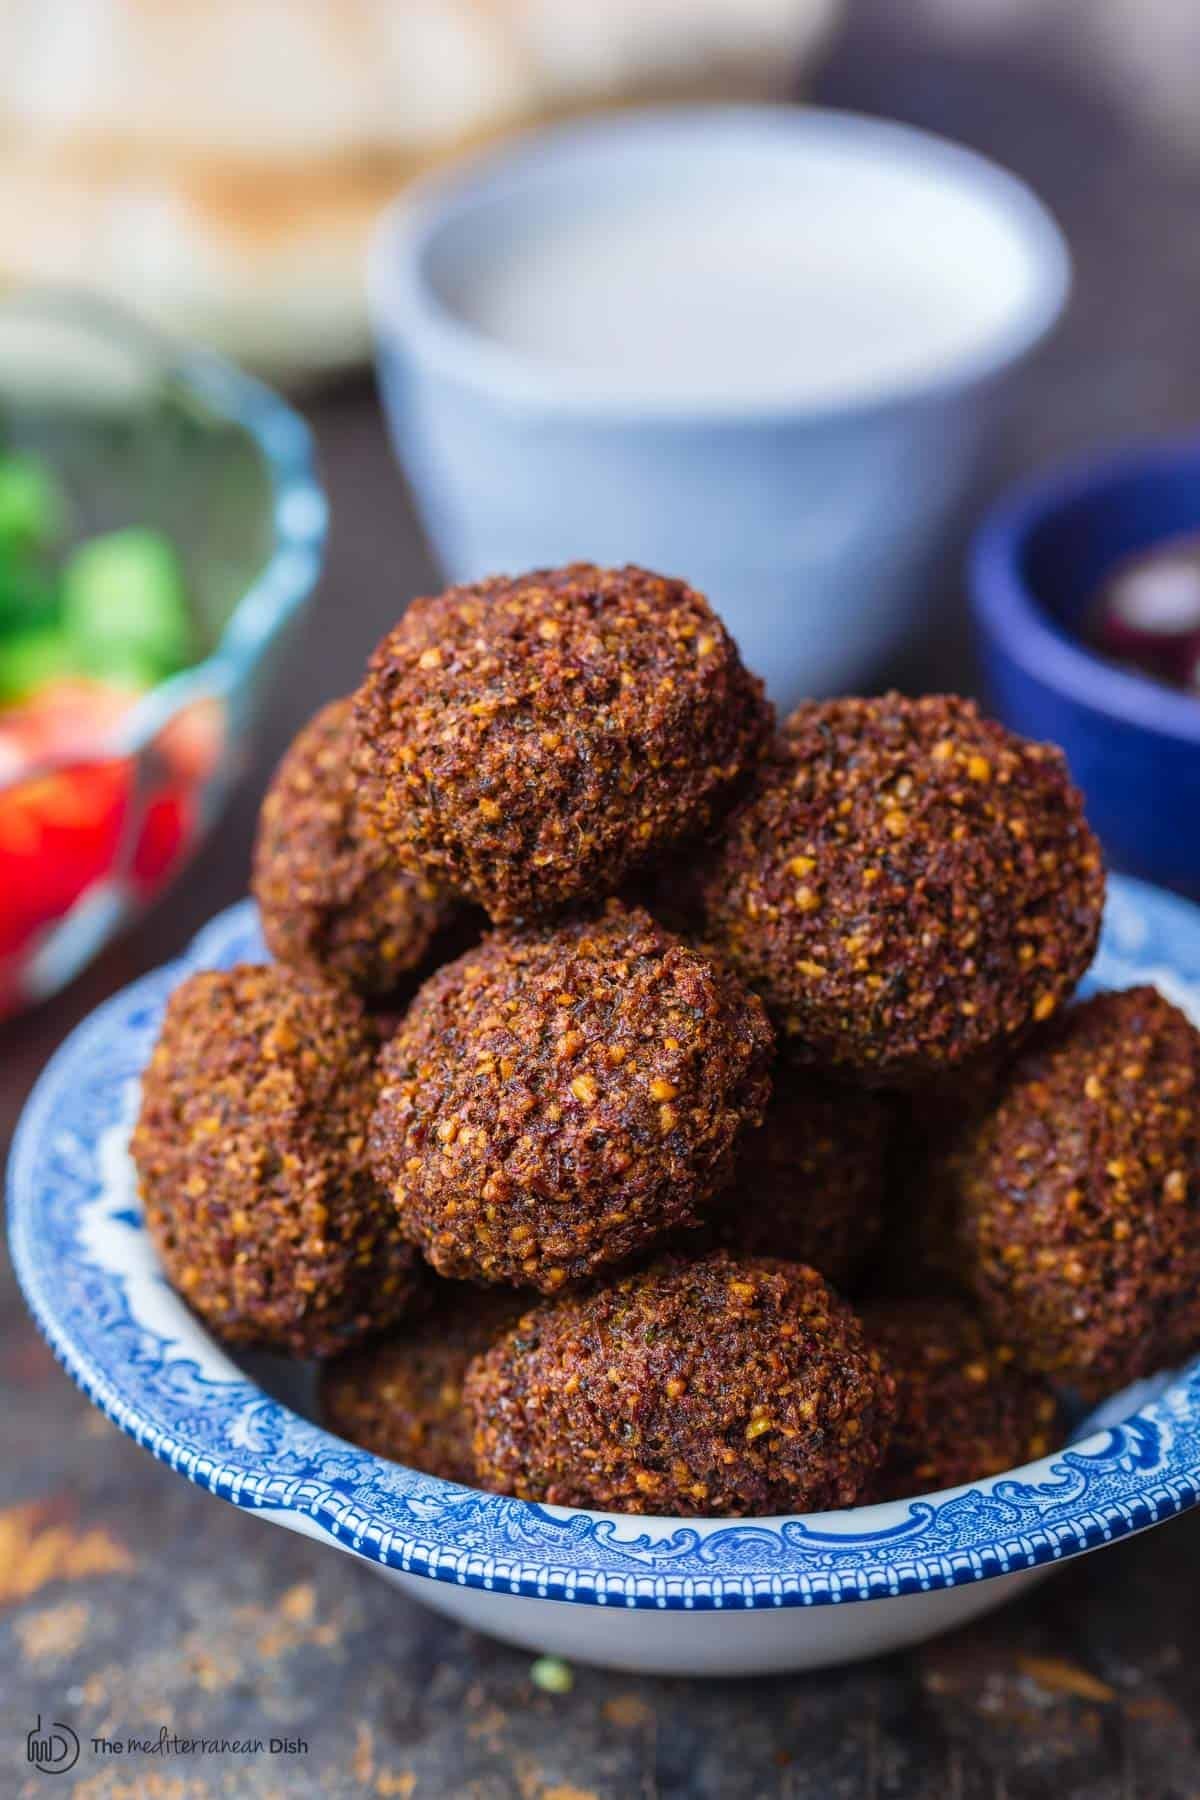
[426,119,1059,409]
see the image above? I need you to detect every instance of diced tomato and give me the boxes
[0,677,221,975]
[131,786,196,895]
[157,695,225,786]
[0,677,138,764]
[0,759,131,953]
[0,678,136,953]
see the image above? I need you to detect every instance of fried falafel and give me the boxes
[954,985,1200,1392]
[253,696,462,997]
[320,1283,527,1483]
[370,902,774,1292]
[353,563,771,923]
[705,1060,893,1285]
[132,962,420,1356]
[861,1297,1061,1500]
[874,1058,1011,1299]
[465,1251,897,1515]
[699,694,1104,1086]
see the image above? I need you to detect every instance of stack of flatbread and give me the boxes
[0,0,840,379]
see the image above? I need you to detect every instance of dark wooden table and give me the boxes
[6,8,1200,1795]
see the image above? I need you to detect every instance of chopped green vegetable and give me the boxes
[62,527,192,685]
[72,643,162,693]
[530,1656,574,1695]
[0,557,60,635]
[0,462,192,711]
[0,624,78,704]
[0,452,66,558]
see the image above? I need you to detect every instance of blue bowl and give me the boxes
[9,879,1200,1675]
[971,438,1200,898]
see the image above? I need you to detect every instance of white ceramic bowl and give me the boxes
[371,106,1070,710]
[10,876,1200,1677]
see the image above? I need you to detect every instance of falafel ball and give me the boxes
[132,963,421,1356]
[465,1252,897,1515]
[699,694,1105,1087]
[320,1283,527,1483]
[704,1060,893,1285]
[955,985,1200,1393]
[253,696,462,998]
[861,1298,1061,1501]
[874,1058,1011,1299]
[370,901,774,1292]
[352,564,772,923]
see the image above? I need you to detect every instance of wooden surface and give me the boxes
[5,7,1200,1795]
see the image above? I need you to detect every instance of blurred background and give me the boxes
[0,0,1192,392]
[0,0,1199,1026]
[5,6,1200,1789]
[0,0,842,381]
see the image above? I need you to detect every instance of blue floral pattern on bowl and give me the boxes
[9,875,1200,1613]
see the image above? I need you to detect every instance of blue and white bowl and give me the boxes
[9,875,1200,1677]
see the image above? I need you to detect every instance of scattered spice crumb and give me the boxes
[0,1499,133,1603]
[603,1693,654,1729]
[13,1598,90,1664]
[1015,1655,1116,1704]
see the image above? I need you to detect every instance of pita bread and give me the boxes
[0,0,840,378]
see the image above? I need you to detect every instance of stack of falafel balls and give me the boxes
[131,563,1200,1518]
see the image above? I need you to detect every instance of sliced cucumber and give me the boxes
[62,527,191,682]
[0,558,60,634]
[0,452,66,558]
[0,624,78,704]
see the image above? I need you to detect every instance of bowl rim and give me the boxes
[970,431,1200,745]
[0,290,328,794]
[368,103,1072,428]
[9,875,1200,1615]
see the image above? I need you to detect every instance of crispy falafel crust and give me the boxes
[861,1298,1060,1501]
[877,1057,1011,1299]
[370,902,774,1292]
[709,1061,893,1283]
[320,1284,526,1484]
[253,696,459,996]
[955,985,1200,1393]
[465,1252,897,1516]
[700,694,1105,1086]
[132,963,421,1357]
[352,564,772,923]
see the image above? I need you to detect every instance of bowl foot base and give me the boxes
[378,1565,1052,1677]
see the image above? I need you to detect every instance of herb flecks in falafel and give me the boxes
[370,902,774,1291]
[466,1252,897,1515]
[955,984,1200,1392]
[700,694,1104,1086]
[861,1297,1061,1500]
[133,963,421,1357]
[254,696,463,998]
[353,563,771,923]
